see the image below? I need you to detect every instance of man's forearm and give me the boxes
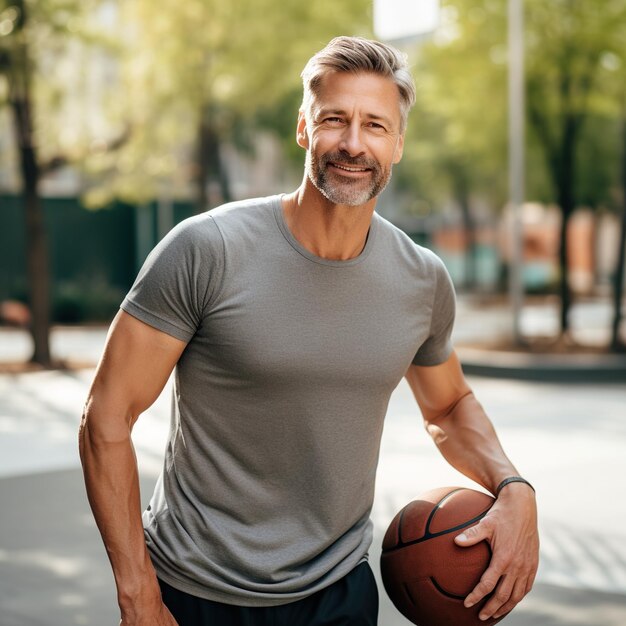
[79,414,161,609]
[423,391,518,495]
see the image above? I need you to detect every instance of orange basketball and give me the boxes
[380,486,507,626]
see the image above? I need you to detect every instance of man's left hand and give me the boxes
[454,483,539,621]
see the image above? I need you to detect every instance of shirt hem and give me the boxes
[151,556,366,608]
[121,299,194,342]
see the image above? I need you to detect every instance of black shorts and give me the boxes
[159,561,379,626]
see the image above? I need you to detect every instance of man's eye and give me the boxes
[367,122,386,131]
[324,117,345,125]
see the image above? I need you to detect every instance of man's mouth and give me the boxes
[329,162,370,173]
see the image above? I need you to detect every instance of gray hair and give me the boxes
[301,36,416,133]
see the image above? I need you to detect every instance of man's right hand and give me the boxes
[120,601,179,626]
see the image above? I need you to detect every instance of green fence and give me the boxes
[0,195,195,323]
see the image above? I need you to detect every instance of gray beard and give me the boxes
[306,151,392,206]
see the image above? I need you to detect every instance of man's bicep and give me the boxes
[404,350,472,422]
[87,310,187,432]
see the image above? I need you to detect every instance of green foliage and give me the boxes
[395,0,509,213]
[576,114,622,208]
[255,87,309,166]
[392,0,626,217]
[83,0,372,207]
[0,0,116,181]
[4,0,626,218]
[525,0,626,210]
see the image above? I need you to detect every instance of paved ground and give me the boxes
[1,297,626,625]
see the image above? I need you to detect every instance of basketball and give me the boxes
[380,486,507,626]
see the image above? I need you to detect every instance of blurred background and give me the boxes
[1,1,626,625]
[0,0,625,361]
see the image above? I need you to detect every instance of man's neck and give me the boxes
[281,179,377,261]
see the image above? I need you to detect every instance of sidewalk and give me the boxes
[455,296,626,382]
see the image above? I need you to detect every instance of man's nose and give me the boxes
[338,122,366,157]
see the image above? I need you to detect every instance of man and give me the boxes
[79,36,539,626]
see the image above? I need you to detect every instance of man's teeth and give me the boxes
[333,163,367,172]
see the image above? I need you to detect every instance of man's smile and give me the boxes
[327,162,372,177]
[330,162,370,172]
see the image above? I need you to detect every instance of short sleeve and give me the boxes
[121,214,224,342]
[412,255,456,366]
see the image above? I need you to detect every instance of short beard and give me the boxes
[306,151,392,206]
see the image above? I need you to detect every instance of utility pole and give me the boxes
[508,0,525,343]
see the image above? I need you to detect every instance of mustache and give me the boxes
[320,152,380,170]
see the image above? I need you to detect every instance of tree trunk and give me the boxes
[555,114,578,336]
[8,10,52,366]
[196,117,210,213]
[611,105,626,351]
[215,138,232,206]
[11,99,51,366]
[447,161,475,289]
[557,206,572,336]
[195,107,232,213]
[528,48,594,338]
[612,206,626,351]
[454,184,476,289]
[459,194,476,290]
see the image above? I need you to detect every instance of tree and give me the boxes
[1,0,60,365]
[394,0,626,342]
[613,95,626,351]
[525,0,626,336]
[0,0,126,365]
[397,1,510,289]
[86,0,372,212]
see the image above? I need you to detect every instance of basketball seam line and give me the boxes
[382,506,492,554]
[429,576,466,600]
[395,488,464,549]
[425,488,464,534]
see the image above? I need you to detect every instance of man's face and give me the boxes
[298,71,405,207]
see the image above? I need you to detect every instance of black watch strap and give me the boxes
[495,476,535,496]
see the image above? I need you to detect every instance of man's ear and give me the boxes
[296,111,309,150]
[392,133,405,164]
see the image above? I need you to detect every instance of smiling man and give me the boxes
[301,71,402,207]
[79,37,539,626]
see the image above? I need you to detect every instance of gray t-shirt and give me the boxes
[121,195,455,606]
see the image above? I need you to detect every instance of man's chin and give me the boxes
[316,177,377,206]
[320,188,375,207]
